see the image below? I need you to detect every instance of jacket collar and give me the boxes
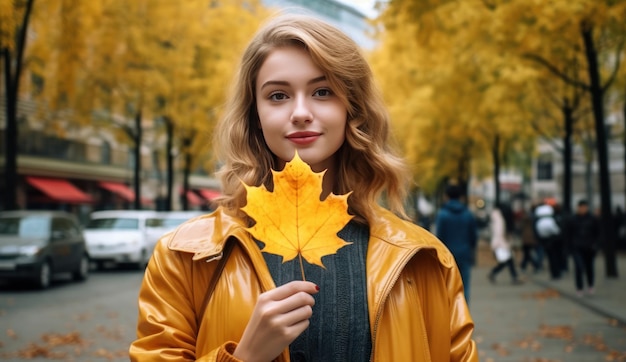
[168,207,249,261]
[368,205,455,268]
[167,206,454,268]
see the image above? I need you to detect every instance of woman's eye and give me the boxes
[269,92,287,101]
[314,88,332,97]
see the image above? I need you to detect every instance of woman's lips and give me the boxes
[287,132,321,145]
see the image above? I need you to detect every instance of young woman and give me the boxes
[130,14,477,362]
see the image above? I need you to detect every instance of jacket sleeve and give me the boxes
[447,264,479,361]
[129,235,239,361]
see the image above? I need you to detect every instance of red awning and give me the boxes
[99,181,135,202]
[186,190,205,206]
[198,189,222,201]
[99,181,152,205]
[26,176,93,204]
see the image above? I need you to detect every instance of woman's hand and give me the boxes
[233,280,319,362]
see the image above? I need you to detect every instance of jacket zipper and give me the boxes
[369,247,420,361]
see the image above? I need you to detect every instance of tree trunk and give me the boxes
[585,159,593,206]
[181,138,192,211]
[2,0,35,211]
[623,99,626,209]
[3,49,18,211]
[133,110,142,210]
[492,134,501,207]
[581,25,617,277]
[562,102,573,215]
[165,118,174,211]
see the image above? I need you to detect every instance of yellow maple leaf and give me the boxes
[241,152,353,280]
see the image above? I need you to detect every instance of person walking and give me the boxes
[435,184,478,304]
[534,203,563,280]
[564,200,600,296]
[129,14,477,361]
[519,206,541,273]
[488,204,523,285]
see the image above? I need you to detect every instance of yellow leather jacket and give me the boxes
[130,207,478,361]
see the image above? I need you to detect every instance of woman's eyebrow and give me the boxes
[260,75,327,91]
[308,75,326,85]
[260,80,289,90]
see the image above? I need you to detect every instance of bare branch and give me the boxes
[523,53,591,91]
[531,120,564,153]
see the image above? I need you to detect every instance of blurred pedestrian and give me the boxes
[519,206,540,273]
[534,203,563,280]
[552,202,569,274]
[488,204,523,285]
[564,200,600,296]
[435,184,478,304]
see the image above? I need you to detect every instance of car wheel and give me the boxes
[34,261,52,289]
[72,254,89,281]
[94,260,106,271]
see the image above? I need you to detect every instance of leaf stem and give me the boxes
[298,253,306,281]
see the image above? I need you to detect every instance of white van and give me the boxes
[83,210,161,269]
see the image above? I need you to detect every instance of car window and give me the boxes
[145,218,165,228]
[0,216,50,238]
[86,218,139,230]
[52,217,81,238]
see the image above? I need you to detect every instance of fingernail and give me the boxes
[315,285,320,291]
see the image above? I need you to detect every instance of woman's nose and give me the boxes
[290,96,313,124]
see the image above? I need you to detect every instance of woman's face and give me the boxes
[255,46,347,172]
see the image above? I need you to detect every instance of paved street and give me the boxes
[0,248,624,361]
[472,243,626,361]
[0,268,142,361]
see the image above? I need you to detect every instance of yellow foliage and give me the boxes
[23,0,269,172]
[371,0,625,193]
[0,0,18,51]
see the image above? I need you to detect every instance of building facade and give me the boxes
[531,139,625,213]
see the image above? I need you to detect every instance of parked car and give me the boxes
[83,210,163,270]
[0,210,89,289]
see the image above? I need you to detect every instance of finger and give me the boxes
[267,290,315,316]
[265,280,319,301]
[275,304,313,328]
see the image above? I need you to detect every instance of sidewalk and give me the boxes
[532,253,626,328]
[470,244,626,361]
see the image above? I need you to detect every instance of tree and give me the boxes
[490,0,626,277]
[1,0,35,211]
[373,0,625,277]
[147,0,267,210]
[370,0,537,204]
[25,0,268,211]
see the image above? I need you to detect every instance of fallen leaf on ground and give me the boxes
[523,289,560,300]
[539,324,574,341]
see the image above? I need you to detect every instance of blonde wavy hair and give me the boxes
[214,14,410,224]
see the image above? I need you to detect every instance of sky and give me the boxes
[336,0,380,17]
